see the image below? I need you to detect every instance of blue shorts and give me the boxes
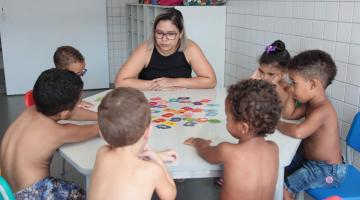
[285,154,347,194]
[15,177,85,200]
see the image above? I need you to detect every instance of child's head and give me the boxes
[226,79,281,137]
[288,49,336,88]
[33,68,83,116]
[53,46,86,76]
[258,40,291,82]
[98,87,151,147]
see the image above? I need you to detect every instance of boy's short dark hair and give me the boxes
[98,87,151,147]
[226,79,281,136]
[287,50,337,88]
[53,46,84,69]
[33,68,83,116]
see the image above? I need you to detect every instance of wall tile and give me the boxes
[351,24,360,45]
[349,44,360,66]
[331,81,346,101]
[335,62,347,82]
[347,64,360,86]
[339,2,354,22]
[313,2,326,20]
[335,42,349,62]
[337,23,352,43]
[324,21,338,41]
[343,103,358,124]
[326,2,339,21]
[345,84,360,106]
[312,21,324,39]
[353,2,360,23]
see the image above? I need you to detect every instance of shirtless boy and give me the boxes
[185,79,282,200]
[278,50,346,200]
[1,68,99,199]
[89,87,177,200]
[54,45,97,119]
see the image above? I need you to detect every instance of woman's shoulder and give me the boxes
[184,39,201,52]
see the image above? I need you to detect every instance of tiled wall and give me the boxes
[225,0,360,168]
[106,0,137,83]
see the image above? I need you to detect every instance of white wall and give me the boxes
[225,0,360,168]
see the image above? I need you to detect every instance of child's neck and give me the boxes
[238,133,261,144]
[111,139,146,158]
[308,88,327,108]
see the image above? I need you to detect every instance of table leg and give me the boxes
[274,167,284,200]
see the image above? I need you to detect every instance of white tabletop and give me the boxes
[59,88,301,179]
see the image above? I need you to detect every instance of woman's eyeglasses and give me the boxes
[155,31,178,40]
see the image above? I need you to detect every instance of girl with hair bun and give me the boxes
[252,40,291,106]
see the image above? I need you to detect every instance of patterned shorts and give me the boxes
[15,177,85,200]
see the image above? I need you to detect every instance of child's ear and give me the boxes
[143,125,152,141]
[310,79,322,90]
[59,110,71,120]
[237,122,249,135]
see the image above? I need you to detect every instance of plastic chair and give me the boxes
[24,90,35,108]
[0,176,15,200]
[305,112,360,200]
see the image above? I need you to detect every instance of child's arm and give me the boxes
[68,107,97,121]
[141,150,177,200]
[282,93,307,120]
[59,123,99,143]
[184,137,227,164]
[277,108,323,139]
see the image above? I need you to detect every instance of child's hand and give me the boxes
[184,137,212,147]
[250,69,262,80]
[157,149,179,163]
[78,100,94,109]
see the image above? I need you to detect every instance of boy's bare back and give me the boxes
[301,100,342,164]
[1,107,98,192]
[216,138,278,200]
[89,146,175,200]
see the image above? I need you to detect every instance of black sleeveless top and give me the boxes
[138,47,192,80]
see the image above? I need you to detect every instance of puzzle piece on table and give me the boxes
[169,117,182,122]
[183,121,197,127]
[94,96,104,102]
[152,118,166,123]
[155,124,171,129]
[208,119,221,124]
[164,121,177,126]
[196,118,208,123]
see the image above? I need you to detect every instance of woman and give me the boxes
[115,8,216,91]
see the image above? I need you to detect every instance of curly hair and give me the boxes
[226,79,281,136]
[33,68,83,116]
[288,50,337,88]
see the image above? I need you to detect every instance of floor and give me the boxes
[0,89,221,200]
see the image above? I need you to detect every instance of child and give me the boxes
[252,40,291,106]
[0,68,99,199]
[89,87,177,200]
[277,50,346,200]
[53,45,97,119]
[185,79,282,200]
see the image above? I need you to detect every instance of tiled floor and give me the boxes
[0,89,221,200]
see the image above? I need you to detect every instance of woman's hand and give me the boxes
[150,77,179,91]
[78,100,94,109]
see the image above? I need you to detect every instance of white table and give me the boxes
[59,88,301,200]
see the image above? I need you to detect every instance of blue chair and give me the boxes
[0,176,15,200]
[306,112,360,200]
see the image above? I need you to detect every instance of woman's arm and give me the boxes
[114,41,156,90]
[181,40,217,89]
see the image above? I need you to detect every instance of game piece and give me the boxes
[177,97,190,100]
[183,122,197,127]
[206,104,220,107]
[155,124,171,129]
[151,110,161,113]
[94,96,103,102]
[181,107,193,111]
[149,102,157,106]
[164,121,176,126]
[156,105,167,108]
[192,108,203,112]
[183,117,195,122]
[208,119,221,124]
[193,102,203,105]
[152,118,166,123]
[162,113,174,118]
[205,112,218,117]
[169,98,178,102]
[200,99,211,103]
[196,118,208,123]
[179,100,191,103]
[169,117,182,122]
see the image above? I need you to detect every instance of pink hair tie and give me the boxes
[265,45,277,54]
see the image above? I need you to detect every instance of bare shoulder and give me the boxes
[185,39,200,51]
